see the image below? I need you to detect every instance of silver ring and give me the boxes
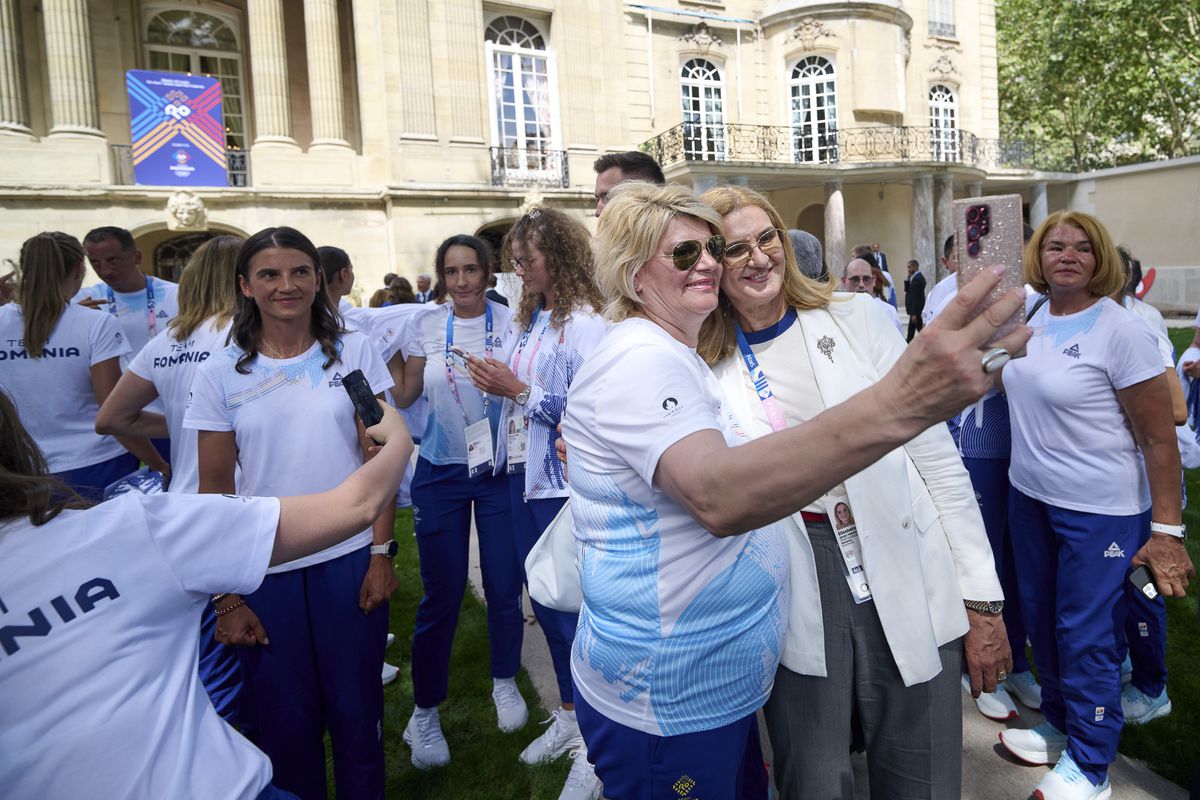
[997,670,1008,682]
[981,347,1011,374]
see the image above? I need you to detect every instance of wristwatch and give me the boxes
[963,599,1004,614]
[1150,522,1186,540]
[370,540,398,558]
[514,387,531,406]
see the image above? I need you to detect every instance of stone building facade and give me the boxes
[0,0,1070,295]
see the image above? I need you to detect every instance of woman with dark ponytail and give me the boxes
[0,231,161,499]
[184,226,398,799]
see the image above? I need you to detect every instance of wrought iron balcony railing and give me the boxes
[489,147,570,189]
[641,123,1049,172]
[109,145,250,187]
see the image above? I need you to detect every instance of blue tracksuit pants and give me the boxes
[962,456,1029,672]
[508,483,578,705]
[1008,488,1150,783]
[1116,516,1168,697]
[410,459,523,708]
[237,545,388,800]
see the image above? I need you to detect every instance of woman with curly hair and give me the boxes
[467,206,607,796]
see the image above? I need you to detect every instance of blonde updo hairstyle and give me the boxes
[592,181,724,323]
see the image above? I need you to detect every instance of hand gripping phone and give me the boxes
[342,369,383,428]
[1128,564,1159,600]
[953,193,1025,346]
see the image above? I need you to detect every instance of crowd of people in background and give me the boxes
[0,148,1195,800]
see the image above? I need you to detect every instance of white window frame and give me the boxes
[142,3,247,153]
[929,84,959,162]
[789,56,838,164]
[928,0,956,38]
[484,16,563,183]
[680,58,726,161]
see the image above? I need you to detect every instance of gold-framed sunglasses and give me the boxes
[723,228,784,269]
[666,235,726,271]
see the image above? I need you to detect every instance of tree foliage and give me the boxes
[997,0,1200,171]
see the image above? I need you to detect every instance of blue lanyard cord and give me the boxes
[733,320,789,433]
[107,275,157,337]
[445,303,493,423]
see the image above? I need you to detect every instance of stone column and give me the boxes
[42,0,102,137]
[964,181,983,198]
[1030,181,1048,228]
[0,0,31,137]
[824,180,846,276]
[247,0,297,148]
[933,174,954,272]
[304,0,351,149]
[911,175,937,281]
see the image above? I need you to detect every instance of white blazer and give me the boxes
[712,293,1003,686]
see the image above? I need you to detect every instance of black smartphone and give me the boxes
[1128,565,1158,600]
[342,369,383,428]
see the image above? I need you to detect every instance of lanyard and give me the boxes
[509,307,564,381]
[107,275,157,338]
[445,304,493,422]
[734,321,788,433]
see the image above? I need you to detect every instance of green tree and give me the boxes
[997,0,1200,170]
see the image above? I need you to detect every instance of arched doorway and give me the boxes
[154,233,216,281]
[796,204,825,254]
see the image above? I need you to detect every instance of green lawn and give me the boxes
[1115,328,1200,787]
[326,508,574,798]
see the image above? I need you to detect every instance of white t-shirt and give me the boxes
[1006,298,1163,515]
[0,492,279,800]
[407,301,513,465]
[183,331,392,572]
[923,272,957,324]
[128,319,232,494]
[873,295,903,333]
[563,318,789,737]
[0,303,131,472]
[74,276,180,359]
[1122,296,1173,368]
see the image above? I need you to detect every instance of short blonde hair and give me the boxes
[698,185,834,363]
[592,181,723,322]
[1024,210,1125,298]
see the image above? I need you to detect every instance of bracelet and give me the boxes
[214,598,246,617]
[1150,522,1186,539]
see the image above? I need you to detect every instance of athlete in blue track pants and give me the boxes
[1008,488,1150,784]
[1116,520,1168,698]
[410,461,524,709]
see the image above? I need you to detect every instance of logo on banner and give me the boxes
[126,70,227,186]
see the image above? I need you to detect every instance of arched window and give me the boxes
[154,232,215,281]
[790,57,837,164]
[485,16,560,179]
[929,84,959,162]
[680,59,725,161]
[144,7,246,156]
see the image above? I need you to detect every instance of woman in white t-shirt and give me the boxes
[0,232,162,499]
[0,387,412,800]
[562,182,1029,799]
[998,211,1193,800]
[697,185,1009,799]
[94,234,244,724]
[183,227,397,800]
[465,207,607,789]
[391,234,527,768]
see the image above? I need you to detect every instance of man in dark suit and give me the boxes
[903,259,927,342]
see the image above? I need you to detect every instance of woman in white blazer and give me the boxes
[699,186,1010,800]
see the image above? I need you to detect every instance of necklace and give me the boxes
[259,337,314,359]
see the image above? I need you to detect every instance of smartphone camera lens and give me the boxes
[967,241,981,257]
[967,208,980,224]
[968,224,979,240]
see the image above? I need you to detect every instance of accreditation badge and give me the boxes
[506,414,529,474]
[822,495,872,604]
[465,418,494,478]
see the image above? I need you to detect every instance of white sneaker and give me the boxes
[520,708,584,765]
[404,707,450,769]
[963,673,1018,720]
[381,662,399,686]
[386,632,395,649]
[1120,685,1172,724]
[558,747,603,800]
[1006,670,1043,710]
[492,678,528,732]
[1000,721,1067,766]
[1033,751,1112,800]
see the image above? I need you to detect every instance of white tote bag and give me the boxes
[524,499,582,613]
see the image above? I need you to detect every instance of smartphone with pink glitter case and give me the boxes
[954,193,1025,346]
